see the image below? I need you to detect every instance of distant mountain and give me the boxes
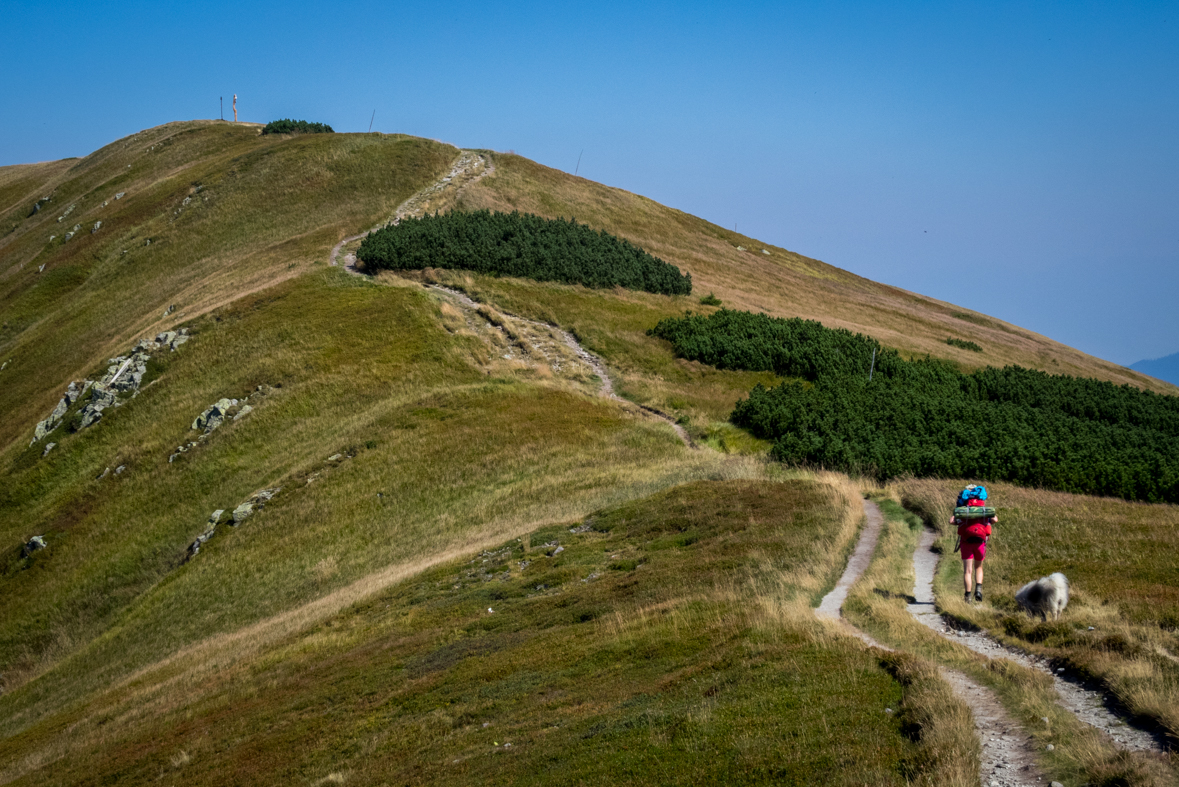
[1131,352,1179,387]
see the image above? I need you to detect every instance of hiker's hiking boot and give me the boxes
[974,585,983,602]
[964,591,972,604]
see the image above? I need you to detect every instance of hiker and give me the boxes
[950,484,997,603]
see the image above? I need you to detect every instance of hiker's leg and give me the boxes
[962,558,975,593]
[975,561,984,586]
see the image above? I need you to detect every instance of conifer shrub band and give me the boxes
[651,309,1179,503]
[262,119,334,135]
[357,210,692,295]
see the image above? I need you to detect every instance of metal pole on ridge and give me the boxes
[368,110,376,133]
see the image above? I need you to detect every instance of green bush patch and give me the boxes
[651,309,1179,502]
[261,118,334,135]
[946,337,982,352]
[357,209,692,295]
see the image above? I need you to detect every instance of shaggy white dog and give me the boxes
[1015,572,1070,621]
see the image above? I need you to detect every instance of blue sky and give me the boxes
[3,1,1176,366]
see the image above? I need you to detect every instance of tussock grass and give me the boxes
[878,652,979,787]
[0,121,458,452]
[0,271,754,737]
[1,480,928,786]
[894,478,1179,745]
[402,266,780,444]
[844,495,1178,786]
[4,122,1176,784]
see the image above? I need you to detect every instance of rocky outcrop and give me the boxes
[185,488,279,561]
[232,488,280,525]
[32,380,93,443]
[170,386,268,462]
[192,398,238,432]
[30,329,192,445]
[186,509,230,559]
[21,536,47,558]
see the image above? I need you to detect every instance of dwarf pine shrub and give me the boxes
[946,337,983,352]
[357,210,692,295]
[651,309,1179,502]
[262,119,334,135]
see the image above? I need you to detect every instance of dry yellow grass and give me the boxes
[845,492,1178,786]
[455,153,1174,394]
[892,478,1179,742]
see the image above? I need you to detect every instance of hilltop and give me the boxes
[1,121,1176,786]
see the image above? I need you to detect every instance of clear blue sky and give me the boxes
[4,0,1177,366]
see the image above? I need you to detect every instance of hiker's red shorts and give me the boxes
[960,539,986,562]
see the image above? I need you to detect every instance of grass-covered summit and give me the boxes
[357,209,692,295]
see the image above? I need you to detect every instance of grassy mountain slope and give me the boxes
[1,122,1175,785]
[0,121,457,452]
[449,154,1173,395]
[4,481,961,787]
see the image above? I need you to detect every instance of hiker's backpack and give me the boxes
[956,485,988,507]
[954,484,995,521]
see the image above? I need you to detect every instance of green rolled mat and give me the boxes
[954,506,996,519]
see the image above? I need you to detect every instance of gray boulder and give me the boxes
[231,488,280,525]
[192,398,238,433]
[231,501,254,524]
[21,536,47,558]
[41,442,56,457]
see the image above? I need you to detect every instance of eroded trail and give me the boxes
[330,151,494,270]
[329,151,693,448]
[430,284,693,447]
[910,528,1167,754]
[817,501,1047,787]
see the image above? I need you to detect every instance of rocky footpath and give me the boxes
[30,329,191,445]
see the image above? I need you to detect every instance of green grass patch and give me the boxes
[2,480,927,786]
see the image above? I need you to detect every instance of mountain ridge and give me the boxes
[1131,350,1179,388]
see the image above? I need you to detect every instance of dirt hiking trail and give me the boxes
[910,527,1168,755]
[329,151,693,448]
[817,500,1048,787]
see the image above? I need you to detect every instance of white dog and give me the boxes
[1015,572,1070,621]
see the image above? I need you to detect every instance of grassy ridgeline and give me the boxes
[650,310,1179,502]
[357,209,693,295]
